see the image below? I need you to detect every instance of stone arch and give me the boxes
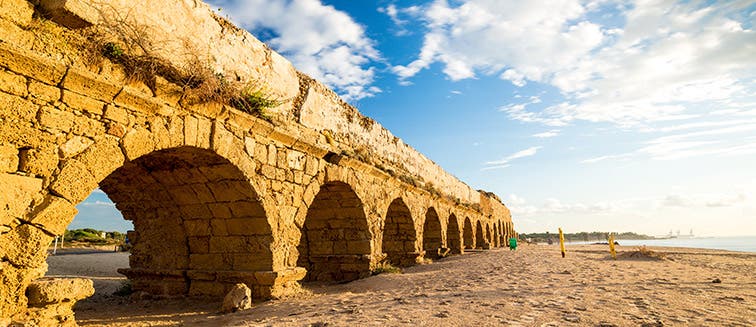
[382,198,418,267]
[446,213,462,254]
[463,217,474,249]
[298,181,372,282]
[475,220,485,249]
[49,144,274,298]
[422,207,443,258]
[109,146,273,297]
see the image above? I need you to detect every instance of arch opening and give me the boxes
[485,223,492,249]
[493,223,500,248]
[446,214,462,254]
[422,208,442,259]
[36,145,274,314]
[381,198,418,267]
[463,218,474,249]
[101,146,273,298]
[475,221,485,249]
[298,182,371,283]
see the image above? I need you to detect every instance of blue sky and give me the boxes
[73,0,756,237]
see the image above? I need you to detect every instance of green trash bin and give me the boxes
[509,237,517,250]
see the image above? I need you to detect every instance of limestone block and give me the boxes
[61,91,104,115]
[183,115,199,146]
[102,106,131,127]
[167,116,185,147]
[28,80,61,103]
[0,173,43,226]
[269,130,297,147]
[189,280,228,297]
[18,145,58,178]
[211,121,235,157]
[0,91,37,121]
[39,0,98,29]
[114,88,163,115]
[0,0,34,25]
[58,136,93,159]
[29,196,77,236]
[183,219,210,237]
[75,114,107,137]
[179,204,212,220]
[244,137,255,158]
[266,144,277,166]
[222,283,252,313]
[37,106,74,132]
[0,224,53,267]
[49,159,97,203]
[286,150,305,171]
[189,253,230,270]
[0,43,67,86]
[188,236,209,254]
[148,116,171,150]
[167,184,199,205]
[231,253,272,271]
[209,236,247,254]
[26,277,94,306]
[207,203,233,219]
[0,145,18,173]
[210,219,229,235]
[190,183,215,203]
[120,128,155,160]
[225,218,270,236]
[61,67,121,103]
[75,136,124,181]
[0,69,27,96]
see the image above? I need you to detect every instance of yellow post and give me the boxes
[608,232,617,259]
[558,228,566,258]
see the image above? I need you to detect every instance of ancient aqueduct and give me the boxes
[0,0,515,325]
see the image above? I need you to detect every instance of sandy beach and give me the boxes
[46,244,755,326]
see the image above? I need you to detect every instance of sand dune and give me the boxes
[47,244,755,326]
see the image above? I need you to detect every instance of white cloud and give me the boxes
[484,146,542,168]
[209,0,381,101]
[581,153,632,164]
[394,0,756,127]
[79,200,116,207]
[532,130,560,138]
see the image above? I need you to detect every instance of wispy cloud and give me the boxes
[483,146,541,170]
[79,200,116,207]
[581,153,632,164]
[532,130,560,138]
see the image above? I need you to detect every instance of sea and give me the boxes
[566,236,756,253]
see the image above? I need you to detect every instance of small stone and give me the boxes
[222,283,252,313]
[563,314,581,323]
[435,311,450,318]
[711,278,721,283]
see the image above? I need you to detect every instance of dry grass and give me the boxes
[75,10,279,121]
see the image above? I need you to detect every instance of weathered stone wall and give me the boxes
[0,0,515,325]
